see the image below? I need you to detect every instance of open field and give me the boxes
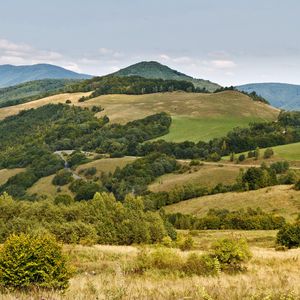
[224,142,300,162]
[3,239,300,300]
[165,185,300,222]
[0,168,25,186]
[76,156,137,176]
[0,91,279,142]
[0,92,92,120]
[149,164,240,192]
[28,174,73,198]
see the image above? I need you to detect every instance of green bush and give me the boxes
[263,148,274,159]
[211,238,252,272]
[52,169,73,186]
[184,253,220,276]
[276,223,300,248]
[0,234,71,291]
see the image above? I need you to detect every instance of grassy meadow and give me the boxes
[165,185,300,222]
[149,164,240,192]
[0,91,279,142]
[2,232,300,300]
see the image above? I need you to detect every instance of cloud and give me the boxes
[210,60,236,69]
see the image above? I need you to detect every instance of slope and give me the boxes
[0,79,81,108]
[236,82,300,110]
[114,61,221,92]
[0,63,91,88]
[0,90,279,142]
[164,185,300,222]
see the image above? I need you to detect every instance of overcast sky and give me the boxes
[0,0,300,85]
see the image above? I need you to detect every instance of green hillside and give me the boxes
[114,61,221,92]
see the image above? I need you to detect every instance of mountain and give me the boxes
[236,83,300,110]
[113,61,221,92]
[0,64,92,88]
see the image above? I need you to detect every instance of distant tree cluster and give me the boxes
[168,208,286,230]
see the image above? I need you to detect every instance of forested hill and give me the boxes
[113,61,221,92]
[0,64,91,88]
[0,79,80,108]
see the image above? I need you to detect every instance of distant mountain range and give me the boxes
[0,64,91,88]
[236,83,300,111]
[113,61,221,92]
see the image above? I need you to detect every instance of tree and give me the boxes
[254,147,260,160]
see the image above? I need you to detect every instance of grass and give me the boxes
[0,92,91,120]
[164,185,300,222]
[0,91,279,142]
[0,168,25,186]
[28,174,73,198]
[2,239,300,300]
[149,164,240,192]
[159,115,271,142]
[224,142,300,162]
[76,156,137,176]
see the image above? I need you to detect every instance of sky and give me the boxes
[0,0,300,86]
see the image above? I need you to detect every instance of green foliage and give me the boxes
[168,208,286,230]
[178,235,194,251]
[211,238,252,272]
[109,153,179,200]
[52,169,73,186]
[183,253,220,276]
[0,233,70,290]
[0,192,173,245]
[0,79,79,108]
[276,223,300,248]
[68,75,196,99]
[263,148,274,159]
[270,161,289,174]
[242,167,277,190]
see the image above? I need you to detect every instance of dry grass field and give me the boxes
[0,92,92,120]
[27,174,73,198]
[165,185,300,222]
[149,164,240,192]
[2,235,299,300]
[0,168,25,186]
[0,90,279,142]
[76,156,137,176]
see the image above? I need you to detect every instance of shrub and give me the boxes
[238,154,246,162]
[184,253,220,276]
[52,169,73,186]
[0,234,71,291]
[211,238,252,272]
[276,223,300,248]
[65,99,71,104]
[263,148,274,159]
[54,194,74,205]
[179,235,194,251]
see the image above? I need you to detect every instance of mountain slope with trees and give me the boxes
[113,61,221,92]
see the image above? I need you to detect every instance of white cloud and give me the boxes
[210,60,236,69]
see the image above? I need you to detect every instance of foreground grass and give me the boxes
[165,185,300,222]
[2,235,299,300]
